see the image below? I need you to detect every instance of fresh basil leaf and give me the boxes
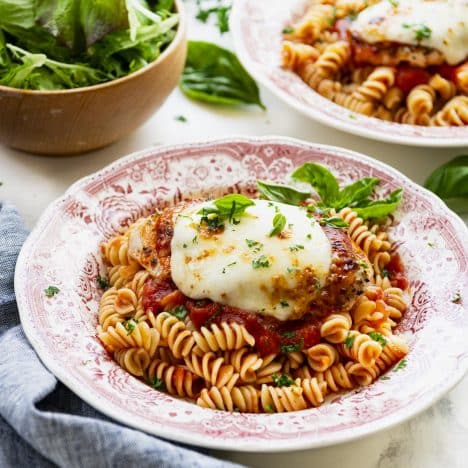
[213,194,254,217]
[257,180,310,206]
[353,189,403,219]
[180,41,265,109]
[269,213,286,237]
[0,0,36,29]
[319,216,349,228]
[424,155,468,214]
[291,163,340,206]
[337,177,380,209]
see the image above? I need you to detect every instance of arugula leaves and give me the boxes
[424,156,468,215]
[0,0,179,90]
[180,41,265,109]
[257,162,403,220]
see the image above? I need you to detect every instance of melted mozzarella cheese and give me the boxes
[350,0,468,65]
[170,200,332,321]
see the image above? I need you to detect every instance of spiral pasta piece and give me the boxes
[98,321,160,357]
[315,362,354,392]
[260,383,307,413]
[455,63,468,93]
[338,330,383,367]
[406,84,436,126]
[256,354,283,384]
[339,208,391,259]
[294,378,327,407]
[185,351,239,389]
[306,343,340,372]
[431,96,468,126]
[352,67,395,102]
[383,287,407,321]
[151,311,195,358]
[429,74,457,101]
[114,348,151,377]
[333,92,375,115]
[292,3,336,42]
[282,41,319,71]
[98,288,123,331]
[224,348,263,383]
[347,335,408,385]
[193,322,255,353]
[101,234,133,267]
[147,359,202,398]
[197,385,260,413]
[320,312,352,343]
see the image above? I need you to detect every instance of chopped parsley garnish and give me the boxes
[150,377,166,390]
[280,342,303,354]
[269,212,286,237]
[347,11,358,21]
[348,113,357,120]
[222,261,237,274]
[123,319,137,335]
[282,26,295,34]
[44,286,60,297]
[403,23,432,42]
[96,276,109,289]
[452,292,462,304]
[182,243,188,248]
[265,403,274,413]
[344,332,355,349]
[246,239,263,253]
[272,374,294,387]
[319,216,349,228]
[175,115,187,122]
[382,269,390,278]
[192,235,198,244]
[282,331,296,338]
[368,331,387,348]
[168,305,188,321]
[195,0,232,34]
[393,359,407,372]
[252,255,271,269]
[380,375,391,381]
[289,244,304,252]
[280,300,289,307]
[357,260,369,269]
[427,242,435,248]
[306,233,312,240]
[388,0,399,7]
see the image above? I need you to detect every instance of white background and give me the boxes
[1,2,467,467]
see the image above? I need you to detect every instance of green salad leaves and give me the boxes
[258,162,403,220]
[0,0,179,90]
[424,155,468,215]
[180,41,265,109]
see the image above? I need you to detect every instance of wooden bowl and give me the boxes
[0,1,187,155]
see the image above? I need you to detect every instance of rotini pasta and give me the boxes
[282,0,468,126]
[96,171,409,413]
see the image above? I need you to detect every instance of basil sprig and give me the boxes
[424,155,468,215]
[198,194,254,229]
[180,41,265,109]
[257,162,403,220]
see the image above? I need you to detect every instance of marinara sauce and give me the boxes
[186,301,323,357]
[385,253,409,290]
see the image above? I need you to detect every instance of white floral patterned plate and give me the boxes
[16,137,468,451]
[230,0,468,147]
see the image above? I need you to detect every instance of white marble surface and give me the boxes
[1,3,467,467]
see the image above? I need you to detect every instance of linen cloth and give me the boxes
[0,202,241,468]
